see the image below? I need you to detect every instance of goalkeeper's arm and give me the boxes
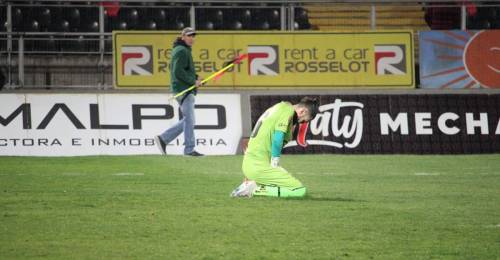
[271,130,286,168]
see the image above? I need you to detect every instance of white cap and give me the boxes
[181,27,196,36]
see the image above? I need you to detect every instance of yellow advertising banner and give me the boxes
[113,31,414,88]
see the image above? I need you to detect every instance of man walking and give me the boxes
[155,27,203,156]
[231,97,319,198]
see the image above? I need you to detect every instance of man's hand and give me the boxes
[195,79,203,87]
[271,157,280,168]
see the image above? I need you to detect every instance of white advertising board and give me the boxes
[0,93,242,156]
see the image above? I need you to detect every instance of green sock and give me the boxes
[254,185,306,198]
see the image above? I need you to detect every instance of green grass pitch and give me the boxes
[1,155,499,259]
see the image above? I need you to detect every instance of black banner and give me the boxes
[250,94,500,154]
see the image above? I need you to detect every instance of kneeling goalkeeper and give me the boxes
[231,97,319,198]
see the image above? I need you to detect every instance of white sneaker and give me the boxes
[230,180,257,198]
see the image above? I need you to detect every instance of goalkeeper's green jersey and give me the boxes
[245,101,295,162]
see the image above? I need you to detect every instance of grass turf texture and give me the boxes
[0,155,499,259]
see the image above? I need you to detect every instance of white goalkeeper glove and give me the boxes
[271,157,280,168]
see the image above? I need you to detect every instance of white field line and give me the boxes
[414,172,441,176]
[113,172,144,176]
[486,224,500,228]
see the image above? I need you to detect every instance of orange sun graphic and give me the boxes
[422,30,500,89]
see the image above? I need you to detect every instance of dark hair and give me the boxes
[299,96,319,119]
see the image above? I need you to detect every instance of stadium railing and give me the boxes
[0,0,497,89]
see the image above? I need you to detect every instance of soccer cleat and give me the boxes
[155,135,166,155]
[230,180,257,197]
[253,185,278,197]
[185,150,204,156]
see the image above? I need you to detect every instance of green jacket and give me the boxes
[170,38,197,94]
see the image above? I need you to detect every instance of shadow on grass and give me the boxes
[283,195,365,202]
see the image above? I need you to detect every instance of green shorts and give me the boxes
[242,156,304,189]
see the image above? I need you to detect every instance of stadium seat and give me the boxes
[268,9,281,27]
[202,21,216,30]
[295,7,311,30]
[174,20,185,30]
[37,8,51,29]
[10,7,23,31]
[236,20,247,30]
[47,7,62,31]
[230,20,243,30]
[65,8,81,30]
[167,8,189,30]
[124,8,139,29]
[57,20,70,32]
[252,8,280,29]
[79,7,99,32]
[258,20,270,30]
[135,13,157,30]
[240,9,253,28]
[153,8,166,21]
[151,8,166,29]
[26,20,40,32]
[21,7,39,32]
[115,20,127,30]
[194,12,211,30]
[213,9,224,24]
[196,8,220,30]
[84,21,99,32]
[229,8,252,29]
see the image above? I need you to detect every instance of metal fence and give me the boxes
[0,34,112,88]
[0,0,498,89]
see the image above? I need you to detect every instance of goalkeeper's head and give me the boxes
[295,96,319,123]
